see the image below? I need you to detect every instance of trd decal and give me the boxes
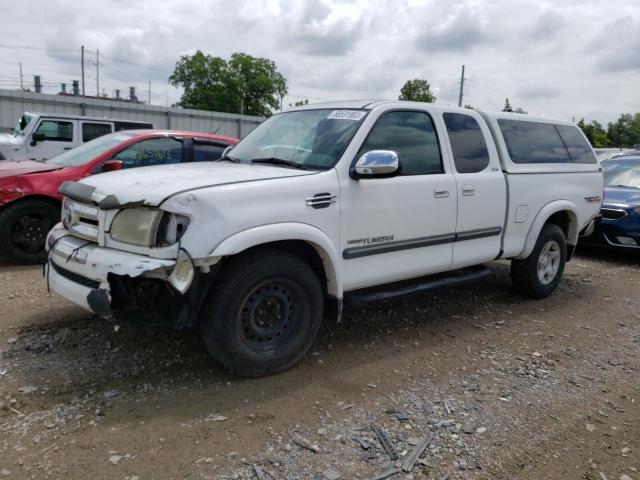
[347,235,394,246]
[584,196,601,203]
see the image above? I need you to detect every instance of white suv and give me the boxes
[0,112,152,161]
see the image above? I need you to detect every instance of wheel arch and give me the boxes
[0,193,61,212]
[209,223,342,298]
[518,201,578,260]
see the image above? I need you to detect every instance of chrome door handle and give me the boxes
[434,187,449,198]
[462,185,476,196]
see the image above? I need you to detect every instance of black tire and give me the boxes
[200,248,324,377]
[0,199,59,264]
[511,224,567,299]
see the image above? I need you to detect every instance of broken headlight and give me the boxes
[109,208,189,247]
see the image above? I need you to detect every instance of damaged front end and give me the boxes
[46,182,219,328]
[46,226,218,328]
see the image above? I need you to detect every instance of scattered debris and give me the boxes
[323,467,341,480]
[18,385,37,394]
[401,434,432,472]
[371,424,398,460]
[288,426,320,453]
[366,468,400,480]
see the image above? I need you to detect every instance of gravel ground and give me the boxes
[0,247,639,479]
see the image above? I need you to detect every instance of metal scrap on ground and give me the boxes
[370,424,398,460]
[401,434,433,472]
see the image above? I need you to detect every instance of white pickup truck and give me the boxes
[45,100,603,376]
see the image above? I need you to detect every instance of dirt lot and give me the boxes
[0,247,639,480]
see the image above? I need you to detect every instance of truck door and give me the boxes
[27,118,77,160]
[438,110,507,268]
[339,108,458,291]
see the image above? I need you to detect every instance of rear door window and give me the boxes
[113,121,153,132]
[114,137,184,168]
[82,123,112,142]
[443,113,490,173]
[555,125,597,164]
[35,120,73,142]
[498,120,571,164]
[193,142,226,161]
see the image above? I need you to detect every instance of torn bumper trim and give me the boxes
[46,230,176,317]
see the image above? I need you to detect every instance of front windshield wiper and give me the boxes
[216,155,242,163]
[250,157,308,170]
[612,184,640,189]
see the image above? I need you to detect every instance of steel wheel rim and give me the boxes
[239,279,304,353]
[10,214,53,254]
[537,240,561,285]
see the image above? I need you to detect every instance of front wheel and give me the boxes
[200,249,323,377]
[511,224,567,299]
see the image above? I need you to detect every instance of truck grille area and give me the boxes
[63,199,100,242]
[51,261,101,289]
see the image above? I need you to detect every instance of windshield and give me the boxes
[47,132,135,167]
[602,157,640,189]
[228,108,367,170]
[13,114,35,136]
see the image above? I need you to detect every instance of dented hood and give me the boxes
[74,161,316,207]
[0,159,64,178]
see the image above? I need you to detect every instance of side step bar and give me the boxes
[344,265,492,306]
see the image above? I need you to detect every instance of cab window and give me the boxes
[443,113,490,173]
[114,137,183,168]
[555,125,597,164]
[35,120,73,142]
[358,111,442,175]
[82,123,112,142]
[498,120,571,164]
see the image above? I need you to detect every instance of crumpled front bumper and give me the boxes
[45,225,176,317]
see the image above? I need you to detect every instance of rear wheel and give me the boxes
[200,248,323,377]
[511,224,567,299]
[0,199,59,264]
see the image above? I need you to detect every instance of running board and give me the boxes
[344,266,492,306]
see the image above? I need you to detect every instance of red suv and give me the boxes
[0,130,238,264]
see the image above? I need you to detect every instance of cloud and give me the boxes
[0,0,637,124]
[416,10,491,53]
[595,17,640,73]
[518,85,560,99]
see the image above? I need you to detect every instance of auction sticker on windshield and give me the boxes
[326,110,367,121]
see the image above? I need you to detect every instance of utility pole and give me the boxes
[458,64,465,107]
[96,49,99,97]
[19,62,23,90]
[148,80,151,104]
[81,45,85,97]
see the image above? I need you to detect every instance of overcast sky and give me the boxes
[0,0,638,123]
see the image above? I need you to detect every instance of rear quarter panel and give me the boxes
[503,171,603,257]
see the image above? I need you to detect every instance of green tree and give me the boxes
[577,119,609,147]
[399,79,436,103]
[169,50,287,117]
[607,113,640,147]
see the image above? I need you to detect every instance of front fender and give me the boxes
[517,200,578,259]
[210,223,342,298]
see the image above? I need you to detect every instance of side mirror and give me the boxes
[102,159,123,172]
[30,132,45,146]
[352,150,399,179]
